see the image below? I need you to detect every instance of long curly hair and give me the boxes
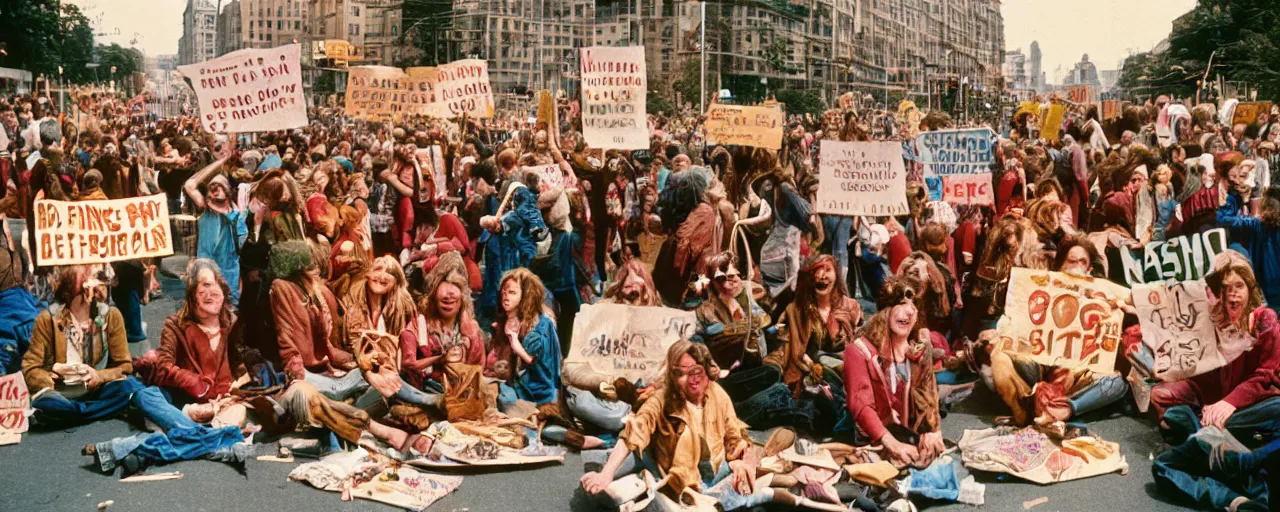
[493,268,549,339]
[178,258,235,327]
[346,256,415,335]
[1206,251,1265,334]
[792,254,849,346]
[603,259,660,306]
[661,340,717,413]
[856,278,925,358]
[419,265,477,331]
[897,251,950,320]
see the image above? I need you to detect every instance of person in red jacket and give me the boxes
[1150,251,1280,430]
[402,207,483,292]
[844,277,944,467]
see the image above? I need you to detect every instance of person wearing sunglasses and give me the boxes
[693,252,771,373]
[843,277,945,467]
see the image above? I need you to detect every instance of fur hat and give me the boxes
[876,276,916,311]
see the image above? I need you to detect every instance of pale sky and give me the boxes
[1003,0,1196,84]
[67,0,187,57]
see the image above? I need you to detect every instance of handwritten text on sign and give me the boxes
[435,59,495,118]
[0,372,30,444]
[816,140,909,216]
[580,46,648,150]
[35,194,173,265]
[1134,280,1254,382]
[1106,228,1227,286]
[914,128,995,176]
[1232,101,1271,126]
[567,304,696,384]
[703,104,784,149]
[345,66,447,120]
[996,268,1131,374]
[524,163,564,191]
[179,44,307,133]
[943,173,993,205]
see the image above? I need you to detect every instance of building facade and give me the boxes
[1029,40,1044,91]
[1062,53,1101,86]
[178,0,218,65]
[216,0,309,56]
[1004,49,1027,91]
[309,0,368,53]
[363,0,412,65]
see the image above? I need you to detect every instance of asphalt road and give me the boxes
[0,257,1200,512]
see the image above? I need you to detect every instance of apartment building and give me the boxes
[178,0,218,65]
[216,0,308,56]
[363,0,413,66]
[310,0,368,51]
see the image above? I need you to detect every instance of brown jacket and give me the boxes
[22,303,132,393]
[767,297,862,396]
[619,382,750,497]
[271,278,352,380]
[155,314,246,402]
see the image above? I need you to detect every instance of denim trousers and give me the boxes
[393,381,441,407]
[565,386,631,432]
[31,376,146,427]
[304,369,369,401]
[1154,400,1280,511]
[106,387,244,464]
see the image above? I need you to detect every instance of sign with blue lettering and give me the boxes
[914,128,996,176]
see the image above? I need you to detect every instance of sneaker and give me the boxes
[83,441,118,473]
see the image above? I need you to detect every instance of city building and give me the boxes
[178,0,218,65]
[216,0,307,56]
[1003,49,1028,91]
[1029,40,1044,91]
[1062,53,1101,86]
[363,0,412,65]
[450,0,596,95]
[309,0,368,53]
[155,54,179,72]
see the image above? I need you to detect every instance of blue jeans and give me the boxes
[304,369,369,401]
[106,387,243,464]
[1154,402,1280,510]
[1162,397,1280,449]
[701,460,775,510]
[31,376,145,427]
[565,386,630,432]
[394,382,441,407]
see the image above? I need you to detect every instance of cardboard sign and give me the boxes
[942,173,993,205]
[0,372,30,445]
[536,90,554,127]
[915,128,995,176]
[1231,101,1271,126]
[1133,280,1255,382]
[1066,85,1095,105]
[179,44,307,133]
[435,59,495,118]
[580,46,648,150]
[1101,100,1122,121]
[703,104,784,149]
[815,141,909,217]
[996,268,1131,374]
[523,163,564,190]
[1105,228,1228,286]
[566,304,697,384]
[34,194,173,265]
[345,66,410,120]
[1041,104,1067,142]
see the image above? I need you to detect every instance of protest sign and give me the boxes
[914,128,995,176]
[815,141,909,217]
[996,268,1131,374]
[536,90,554,126]
[942,173,993,205]
[567,304,697,384]
[1231,101,1271,126]
[0,372,30,445]
[1066,85,1095,105]
[523,163,565,191]
[404,66,449,118]
[703,104,784,149]
[434,59,494,118]
[34,194,173,266]
[1133,280,1254,382]
[1101,100,1122,121]
[1041,104,1067,143]
[345,66,406,120]
[179,44,307,133]
[580,46,648,150]
[1105,228,1227,286]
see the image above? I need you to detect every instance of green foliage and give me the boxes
[774,89,824,118]
[400,0,455,66]
[0,1,98,84]
[672,58,702,110]
[97,44,144,85]
[647,90,674,117]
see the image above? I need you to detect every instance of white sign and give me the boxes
[566,304,697,384]
[179,44,307,133]
[34,194,174,265]
[1133,280,1254,382]
[0,372,30,445]
[580,46,648,150]
[815,141,909,216]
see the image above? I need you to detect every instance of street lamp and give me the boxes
[86,62,101,86]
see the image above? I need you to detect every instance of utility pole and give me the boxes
[699,0,706,113]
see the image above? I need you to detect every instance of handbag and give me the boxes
[443,362,486,422]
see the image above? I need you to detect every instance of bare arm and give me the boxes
[380,166,414,197]
[183,155,228,211]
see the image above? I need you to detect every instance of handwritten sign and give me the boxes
[567,304,696,384]
[943,173,993,205]
[580,46,648,150]
[1101,100,1122,121]
[1066,85,1095,105]
[996,268,1131,374]
[345,66,409,120]
[523,163,565,191]
[816,141,909,217]
[1133,280,1254,382]
[435,59,494,118]
[0,372,30,445]
[34,194,173,266]
[1231,101,1271,126]
[1041,104,1067,143]
[704,104,784,149]
[179,44,307,133]
[915,128,995,176]
[1105,228,1228,286]
[536,90,554,127]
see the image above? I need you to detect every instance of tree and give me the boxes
[774,89,825,118]
[672,58,703,110]
[96,43,144,88]
[0,0,62,77]
[400,0,455,66]
[58,3,95,83]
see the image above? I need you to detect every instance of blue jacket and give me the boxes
[514,315,562,405]
[1218,193,1280,306]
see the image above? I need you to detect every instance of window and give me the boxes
[295,20,301,30]
[266,34,272,41]
[352,6,360,16]
[349,23,360,36]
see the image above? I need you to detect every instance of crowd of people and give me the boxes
[0,86,1277,512]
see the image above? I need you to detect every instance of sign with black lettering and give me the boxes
[914,128,995,176]
[816,140,909,216]
[580,46,648,150]
[566,304,696,384]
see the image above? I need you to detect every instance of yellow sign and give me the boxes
[312,40,363,65]
[1231,101,1271,127]
[704,104,785,149]
[1041,104,1067,143]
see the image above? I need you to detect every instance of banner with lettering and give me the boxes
[580,46,648,150]
[1231,101,1271,126]
[523,163,566,191]
[434,59,495,118]
[1101,100,1122,121]
[942,174,994,205]
[1066,85,1096,106]
[704,104,784,149]
[815,141,909,217]
[1105,228,1228,286]
[345,66,408,120]
[566,304,697,385]
[34,194,173,265]
[996,268,1131,374]
[1133,280,1254,382]
[915,128,995,176]
[179,43,307,133]
[0,372,29,445]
